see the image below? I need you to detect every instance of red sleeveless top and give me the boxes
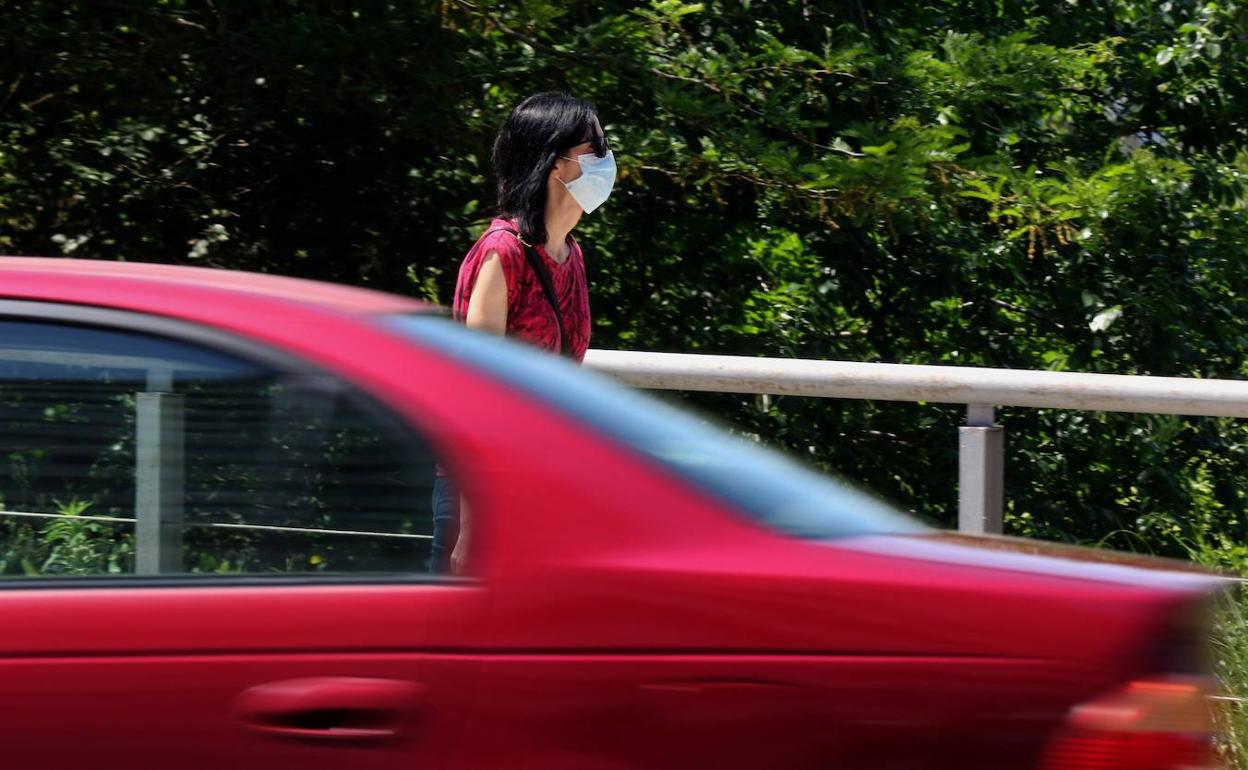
[452,218,591,362]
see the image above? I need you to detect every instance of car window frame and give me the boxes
[0,299,469,590]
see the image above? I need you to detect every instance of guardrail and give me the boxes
[11,349,1246,571]
[583,350,1248,534]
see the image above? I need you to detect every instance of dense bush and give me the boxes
[2,1,1248,552]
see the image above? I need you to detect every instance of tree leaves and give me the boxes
[2,0,1247,552]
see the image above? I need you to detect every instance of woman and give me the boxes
[430,92,615,573]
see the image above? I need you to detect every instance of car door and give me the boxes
[0,304,487,770]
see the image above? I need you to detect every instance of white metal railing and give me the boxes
[11,348,1247,572]
[583,350,1248,534]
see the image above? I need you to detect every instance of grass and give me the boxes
[1084,526,1248,765]
[1210,593,1248,770]
[1179,533,1248,768]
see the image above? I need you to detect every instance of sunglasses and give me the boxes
[569,131,610,158]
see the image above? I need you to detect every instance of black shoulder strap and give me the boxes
[516,234,573,359]
[463,227,573,358]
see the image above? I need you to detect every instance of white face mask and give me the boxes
[559,150,616,214]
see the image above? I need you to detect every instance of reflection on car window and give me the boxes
[0,320,440,579]
[387,315,921,540]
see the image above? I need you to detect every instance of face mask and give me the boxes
[559,150,616,214]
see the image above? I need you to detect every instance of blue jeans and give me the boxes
[429,475,460,573]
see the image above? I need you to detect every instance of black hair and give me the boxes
[492,92,604,246]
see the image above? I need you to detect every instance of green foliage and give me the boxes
[0,499,134,576]
[1212,600,1248,769]
[38,498,133,575]
[2,0,1248,555]
[5,8,1248,762]
[1180,530,1248,765]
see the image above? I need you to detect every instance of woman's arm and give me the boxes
[451,250,507,574]
[464,250,508,334]
[449,496,471,575]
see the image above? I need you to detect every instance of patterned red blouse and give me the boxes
[452,218,591,362]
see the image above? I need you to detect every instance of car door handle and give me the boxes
[234,677,423,743]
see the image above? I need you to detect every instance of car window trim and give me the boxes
[0,574,471,590]
[0,299,467,590]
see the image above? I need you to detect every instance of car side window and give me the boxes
[0,319,441,579]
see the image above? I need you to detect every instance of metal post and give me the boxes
[958,404,1004,535]
[135,391,185,574]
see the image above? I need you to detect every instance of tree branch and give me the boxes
[0,74,23,119]
[450,1,860,161]
[987,296,1066,330]
[82,0,209,33]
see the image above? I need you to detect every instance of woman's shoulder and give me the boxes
[474,219,526,260]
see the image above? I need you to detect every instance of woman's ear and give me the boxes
[549,158,569,185]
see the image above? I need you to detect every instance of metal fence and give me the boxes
[10,348,1248,572]
[583,349,1248,534]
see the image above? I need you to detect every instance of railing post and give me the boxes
[135,386,185,575]
[958,404,1004,535]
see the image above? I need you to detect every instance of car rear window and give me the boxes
[387,315,921,540]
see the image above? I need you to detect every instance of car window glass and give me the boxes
[0,319,440,579]
[388,315,921,541]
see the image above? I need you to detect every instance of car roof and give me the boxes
[0,257,429,315]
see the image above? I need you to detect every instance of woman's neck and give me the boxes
[543,204,581,262]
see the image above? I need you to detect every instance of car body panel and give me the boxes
[0,257,1222,769]
[0,257,426,314]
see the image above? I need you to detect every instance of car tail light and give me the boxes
[1039,678,1218,770]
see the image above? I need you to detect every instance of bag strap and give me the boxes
[518,234,573,359]
[460,226,573,358]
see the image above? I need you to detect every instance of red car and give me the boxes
[0,257,1222,769]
